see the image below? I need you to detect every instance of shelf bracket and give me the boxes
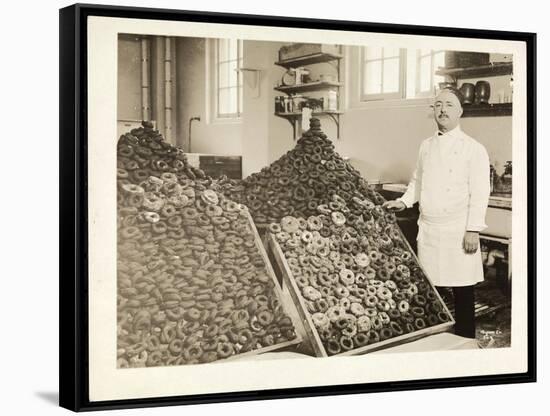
[325,113,341,139]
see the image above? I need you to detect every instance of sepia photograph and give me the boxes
[59,4,535,411]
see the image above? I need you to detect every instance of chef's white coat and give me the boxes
[399,125,490,287]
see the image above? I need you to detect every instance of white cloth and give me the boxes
[398,126,490,286]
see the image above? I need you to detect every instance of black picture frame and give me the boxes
[59,3,536,411]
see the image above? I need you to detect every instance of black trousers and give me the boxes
[437,285,476,338]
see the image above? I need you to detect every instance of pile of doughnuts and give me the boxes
[270,195,450,356]
[117,123,296,367]
[226,118,386,227]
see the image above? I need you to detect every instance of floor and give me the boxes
[438,266,511,349]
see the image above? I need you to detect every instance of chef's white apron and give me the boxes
[417,212,484,287]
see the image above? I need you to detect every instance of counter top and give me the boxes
[381,183,511,210]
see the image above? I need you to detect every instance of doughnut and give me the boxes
[357,316,372,332]
[414,317,427,330]
[120,226,141,240]
[339,269,355,286]
[378,312,390,326]
[165,306,185,321]
[269,223,282,234]
[205,204,223,217]
[376,286,392,300]
[201,189,219,205]
[312,312,330,330]
[405,323,416,333]
[326,339,341,355]
[384,280,397,291]
[168,339,184,355]
[315,298,329,313]
[397,264,411,279]
[350,302,365,316]
[377,268,390,281]
[364,295,379,308]
[331,211,346,226]
[303,286,322,301]
[307,216,323,231]
[334,286,350,299]
[161,204,177,218]
[411,306,425,317]
[354,252,370,267]
[181,207,199,220]
[216,342,234,359]
[385,263,397,275]
[339,297,351,310]
[368,330,380,344]
[364,267,377,280]
[437,311,450,323]
[152,221,167,234]
[407,284,419,297]
[413,294,427,307]
[327,305,346,322]
[353,333,369,347]
[393,270,405,282]
[340,336,354,351]
[388,299,397,310]
[281,216,300,233]
[377,301,391,312]
[185,308,201,321]
[388,309,401,320]
[167,215,182,228]
[390,321,404,336]
[379,327,393,341]
[257,310,274,326]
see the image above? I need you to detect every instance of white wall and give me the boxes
[175,37,243,154]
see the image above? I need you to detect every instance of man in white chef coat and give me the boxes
[384,87,490,339]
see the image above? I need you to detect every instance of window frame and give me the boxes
[415,49,446,98]
[214,39,243,120]
[359,47,407,102]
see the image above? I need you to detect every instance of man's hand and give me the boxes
[382,200,407,212]
[463,231,479,254]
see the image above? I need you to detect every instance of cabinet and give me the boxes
[435,61,513,117]
[274,48,343,139]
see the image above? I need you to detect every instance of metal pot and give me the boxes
[459,83,475,105]
[475,81,491,104]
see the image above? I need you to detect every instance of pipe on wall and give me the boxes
[140,37,151,121]
[164,37,173,142]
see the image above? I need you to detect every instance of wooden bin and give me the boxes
[220,209,303,360]
[267,230,455,357]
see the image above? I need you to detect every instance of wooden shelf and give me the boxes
[275,52,344,68]
[462,103,512,117]
[274,81,343,94]
[436,62,513,79]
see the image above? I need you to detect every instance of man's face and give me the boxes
[433,90,463,132]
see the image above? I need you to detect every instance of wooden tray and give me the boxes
[219,208,303,360]
[267,227,455,357]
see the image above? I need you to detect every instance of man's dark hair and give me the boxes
[439,86,465,106]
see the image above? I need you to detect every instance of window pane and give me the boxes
[365,46,382,61]
[383,57,400,93]
[229,39,237,60]
[228,87,237,114]
[419,55,431,92]
[228,60,238,87]
[383,47,400,59]
[218,39,229,63]
[218,88,230,115]
[364,60,382,94]
[218,62,229,88]
[434,51,445,70]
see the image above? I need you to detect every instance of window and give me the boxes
[215,39,243,118]
[359,47,447,102]
[415,49,446,97]
[361,47,406,101]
